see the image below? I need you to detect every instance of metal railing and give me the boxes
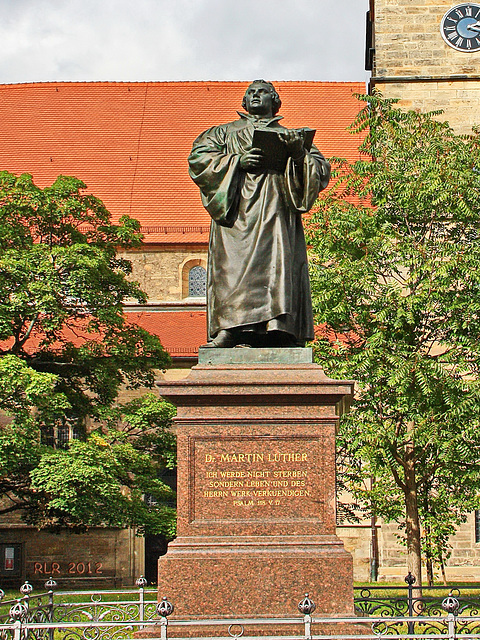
[1,574,479,640]
[0,577,158,640]
[354,572,480,620]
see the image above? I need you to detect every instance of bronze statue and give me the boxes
[188,80,330,348]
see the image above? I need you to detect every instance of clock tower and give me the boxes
[367,0,480,133]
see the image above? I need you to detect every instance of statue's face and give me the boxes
[243,83,274,117]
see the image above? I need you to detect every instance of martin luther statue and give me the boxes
[188,80,330,348]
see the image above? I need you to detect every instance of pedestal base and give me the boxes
[157,535,353,617]
[156,352,355,623]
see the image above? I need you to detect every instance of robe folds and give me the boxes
[188,112,330,343]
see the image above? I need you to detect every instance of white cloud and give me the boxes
[0,0,370,83]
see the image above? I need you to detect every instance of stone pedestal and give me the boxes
[156,348,354,621]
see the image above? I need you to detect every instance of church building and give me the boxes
[0,80,366,586]
[367,0,480,133]
[2,0,480,584]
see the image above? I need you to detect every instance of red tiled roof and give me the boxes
[125,310,206,357]
[1,310,207,359]
[0,81,365,244]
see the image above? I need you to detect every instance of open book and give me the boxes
[252,128,316,172]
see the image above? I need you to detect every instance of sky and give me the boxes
[0,0,370,85]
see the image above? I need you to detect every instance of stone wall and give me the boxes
[118,246,207,302]
[374,79,480,134]
[0,526,144,588]
[372,0,480,134]
[337,525,373,582]
[339,513,480,583]
[373,0,480,78]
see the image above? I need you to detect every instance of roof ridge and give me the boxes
[0,80,366,89]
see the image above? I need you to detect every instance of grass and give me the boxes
[1,584,480,640]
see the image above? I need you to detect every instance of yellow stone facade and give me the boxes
[118,246,207,302]
[371,0,480,133]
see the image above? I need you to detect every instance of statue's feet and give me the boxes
[261,330,298,347]
[200,330,236,348]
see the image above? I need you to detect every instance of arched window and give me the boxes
[181,257,207,298]
[188,265,206,297]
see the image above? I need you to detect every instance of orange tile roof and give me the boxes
[0,81,365,244]
[125,310,207,357]
[0,310,207,359]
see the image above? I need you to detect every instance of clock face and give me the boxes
[441,4,480,51]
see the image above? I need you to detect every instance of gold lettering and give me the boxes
[267,453,308,462]
[273,470,308,478]
[230,490,253,497]
[219,453,265,463]
[230,488,312,498]
[203,490,229,498]
[201,446,313,509]
[220,470,270,478]
[208,480,244,488]
[244,480,270,488]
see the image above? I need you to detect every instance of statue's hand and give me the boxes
[278,130,305,161]
[240,148,263,170]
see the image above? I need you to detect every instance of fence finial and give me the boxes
[404,572,416,586]
[45,577,57,590]
[156,596,174,618]
[9,601,28,621]
[298,594,316,615]
[19,582,33,596]
[442,596,460,615]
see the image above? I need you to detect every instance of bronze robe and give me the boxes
[188,112,330,343]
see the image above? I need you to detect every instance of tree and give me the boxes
[307,94,480,585]
[0,171,175,534]
[29,393,177,536]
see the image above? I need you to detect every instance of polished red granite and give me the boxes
[156,354,354,625]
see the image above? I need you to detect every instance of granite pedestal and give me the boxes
[156,348,354,625]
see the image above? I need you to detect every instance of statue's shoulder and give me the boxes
[226,117,249,131]
[195,119,242,140]
[208,118,244,131]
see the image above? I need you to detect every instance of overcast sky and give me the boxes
[0,0,370,85]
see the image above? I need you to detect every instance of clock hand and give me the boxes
[467,20,480,32]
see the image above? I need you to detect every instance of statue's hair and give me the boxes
[242,80,282,115]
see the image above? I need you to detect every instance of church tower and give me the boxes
[367,0,480,133]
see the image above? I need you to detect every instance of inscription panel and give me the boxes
[191,435,325,522]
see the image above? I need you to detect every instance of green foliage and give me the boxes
[307,93,480,580]
[0,354,70,513]
[28,395,177,536]
[0,172,175,535]
[0,171,170,416]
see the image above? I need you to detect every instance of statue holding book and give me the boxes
[188,80,330,348]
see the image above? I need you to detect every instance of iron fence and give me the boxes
[354,572,480,619]
[0,574,479,640]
